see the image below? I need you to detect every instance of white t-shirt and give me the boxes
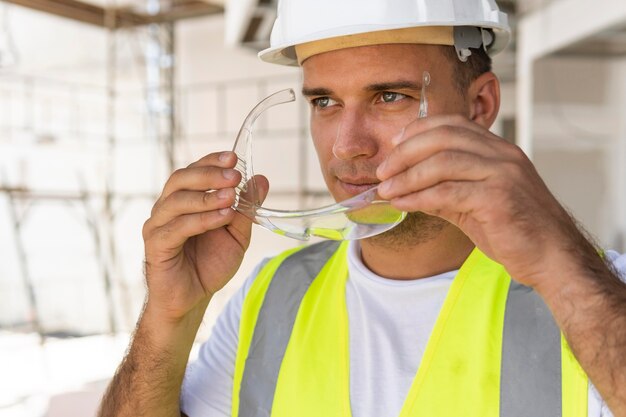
[181,242,626,417]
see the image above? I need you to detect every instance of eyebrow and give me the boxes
[301,87,334,97]
[301,80,421,97]
[366,81,421,92]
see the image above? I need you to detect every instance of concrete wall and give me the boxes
[531,56,626,250]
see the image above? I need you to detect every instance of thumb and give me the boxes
[226,174,270,244]
[251,174,270,204]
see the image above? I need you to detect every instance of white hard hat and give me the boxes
[259,0,511,66]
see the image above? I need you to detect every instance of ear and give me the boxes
[467,71,500,129]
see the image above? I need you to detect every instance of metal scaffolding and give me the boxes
[0,0,221,337]
[0,0,321,338]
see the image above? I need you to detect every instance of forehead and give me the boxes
[301,44,449,88]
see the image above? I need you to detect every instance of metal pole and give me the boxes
[2,176,43,339]
[102,0,118,334]
[146,0,176,173]
[167,22,176,171]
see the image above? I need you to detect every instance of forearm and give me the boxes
[537,239,626,416]
[98,298,210,417]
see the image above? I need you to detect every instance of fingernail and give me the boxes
[378,161,388,176]
[391,127,406,146]
[223,169,237,180]
[216,189,230,199]
[219,207,232,216]
[378,180,392,196]
[219,151,231,162]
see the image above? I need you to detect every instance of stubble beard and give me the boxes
[367,211,449,247]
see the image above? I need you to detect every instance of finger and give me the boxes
[225,175,270,245]
[379,118,505,181]
[378,150,492,200]
[390,180,478,220]
[379,127,505,181]
[150,188,236,228]
[187,151,237,169]
[146,209,237,253]
[160,165,241,201]
[393,113,489,146]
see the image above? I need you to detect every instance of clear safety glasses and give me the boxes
[231,72,431,241]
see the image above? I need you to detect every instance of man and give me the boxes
[99,0,626,416]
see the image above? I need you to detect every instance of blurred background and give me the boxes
[0,0,624,415]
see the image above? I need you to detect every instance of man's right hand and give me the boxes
[141,151,269,322]
[99,151,268,417]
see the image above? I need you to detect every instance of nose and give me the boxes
[332,107,379,161]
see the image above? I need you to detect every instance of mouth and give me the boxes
[337,178,380,196]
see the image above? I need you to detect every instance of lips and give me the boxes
[337,177,379,196]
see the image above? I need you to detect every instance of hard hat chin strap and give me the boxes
[453,27,494,62]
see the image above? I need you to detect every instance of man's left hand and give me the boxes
[377,114,583,291]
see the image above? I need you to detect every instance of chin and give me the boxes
[366,212,449,247]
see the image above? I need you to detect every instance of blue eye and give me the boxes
[381,92,406,103]
[315,97,329,108]
[311,97,337,109]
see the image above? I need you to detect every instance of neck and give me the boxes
[359,223,475,280]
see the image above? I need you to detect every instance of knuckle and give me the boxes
[154,229,169,244]
[436,150,456,165]
[449,114,467,125]
[202,190,215,206]
[176,191,196,212]
[385,149,404,170]
[170,168,185,181]
[501,160,525,179]
[198,165,211,176]
[199,211,219,228]
[142,219,153,240]
[159,193,177,214]
[177,190,197,210]
[509,144,528,160]
[150,199,161,217]
[163,169,185,192]
[156,222,176,242]
[434,124,457,138]
[436,181,457,198]
[200,165,220,181]
[438,181,454,193]
[407,165,422,185]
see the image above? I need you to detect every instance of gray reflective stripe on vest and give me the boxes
[239,241,340,417]
[500,281,562,417]
[239,244,564,417]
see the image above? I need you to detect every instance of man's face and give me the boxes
[302,44,466,203]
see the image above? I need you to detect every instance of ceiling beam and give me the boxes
[3,0,223,28]
[148,0,223,24]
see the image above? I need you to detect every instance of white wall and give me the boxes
[0,10,314,336]
[530,56,626,250]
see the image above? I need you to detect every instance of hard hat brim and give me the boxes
[259,24,511,66]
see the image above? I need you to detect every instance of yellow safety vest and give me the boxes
[232,241,589,417]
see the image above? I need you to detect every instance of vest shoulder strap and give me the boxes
[232,241,341,417]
